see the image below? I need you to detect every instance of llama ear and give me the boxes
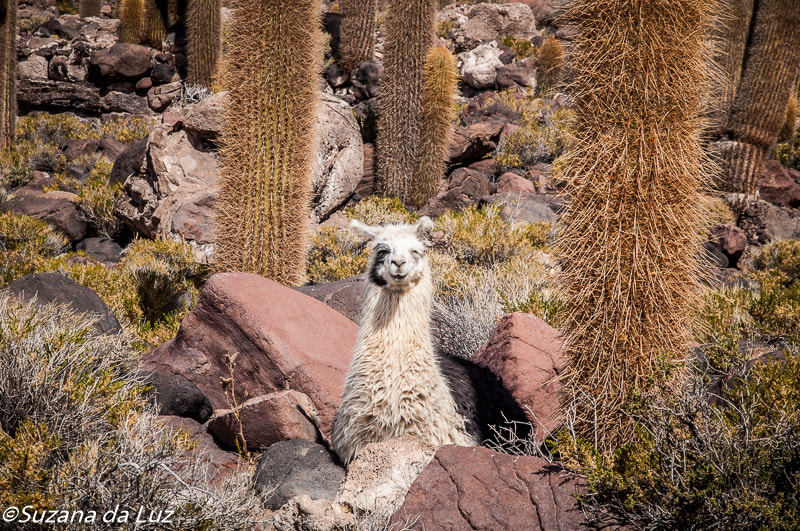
[350,219,381,241]
[415,216,434,246]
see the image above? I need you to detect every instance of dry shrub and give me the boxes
[0,297,270,528]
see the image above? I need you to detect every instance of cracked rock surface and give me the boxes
[390,445,588,531]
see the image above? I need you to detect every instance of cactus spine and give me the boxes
[0,0,16,149]
[339,0,376,73]
[186,0,222,87]
[708,0,800,196]
[536,37,564,98]
[143,0,168,47]
[118,0,145,43]
[79,0,102,17]
[411,45,458,209]
[557,0,709,450]
[214,0,322,285]
[375,0,437,205]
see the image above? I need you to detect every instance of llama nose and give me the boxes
[391,258,406,268]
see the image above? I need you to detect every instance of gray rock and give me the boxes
[147,81,182,112]
[182,91,227,140]
[17,55,50,81]
[90,43,152,80]
[254,439,346,510]
[0,194,88,241]
[76,237,123,263]
[438,3,538,52]
[17,79,149,115]
[7,273,122,335]
[293,275,365,323]
[142,371,213,424]
[350,60,382,100]
[481,192,560,224]
[114,123,220,238]
[459,41,504,90]
[110,138,148,185]
[311,93,364,223]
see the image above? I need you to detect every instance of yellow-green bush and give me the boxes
[307,226,369,283]
[500,36,535,60]
[76,159,123,238]
[747,240,800,341]
[100,115,153,145]
[344,195,417,225]
[493,98,571,173]
[0,213,69,284]
[436,204,551,266]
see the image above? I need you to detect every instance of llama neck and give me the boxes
[359,270,434,356]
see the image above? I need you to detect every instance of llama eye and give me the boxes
[375,249,390,262]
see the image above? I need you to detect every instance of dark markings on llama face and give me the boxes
[368,246,388,287]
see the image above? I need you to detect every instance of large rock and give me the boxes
[420,166,492,217]
[438,3,538,52]
[739,199,800,245]
[114,123,220,239]
[472,313,563,441]
[17,55,50,81]
[349,60,381,100]
[143,272,358,436]
[17,79,149,116]
[110,138,148,185]
[6,273,122,335]
[759,160,800,208]
[142,371,213,424]
[76,237,123,263]
[311,93,364,223]
[335,435,436,520]
[182,91,227,140]
[207,390,322,452]
[481,191,560,224]
[293,275,366,323]
[147,81,182,112]
[459,41,505,90]
[89,43,151,80]
[0,194,88,241]
[254,439,346,510]
[170,192,215,244]
[449,121,505,164]
[390,445,587,531]
[709,223,747,268]
[495,57,538,89]
[60,137,126,163]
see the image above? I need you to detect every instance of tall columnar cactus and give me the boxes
[557,0,709,450]
[375,0,437,205]
[708,0,800,196]
[186,0,222,87]
[339,0,376,73]
[118,0,145,43]
[79,0,103,17]
[778,94,798,143]
[143,0,168,48]
[536,37,564,98]
[0,0,17,149]
[214,0,322,285]
[411,45,458,209]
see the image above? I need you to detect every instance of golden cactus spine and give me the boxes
[214,0,322,285]
[557,0,709,450]
[411,45,458,209]
[339,0,376,73]
[79,0,103,17]
[118,0,145,43]
[143,0,168,47]
[536,37,564,98]
[709,0,800,196]
[375,0,437,205]
[186,0,221,87]
[0,0,16,149]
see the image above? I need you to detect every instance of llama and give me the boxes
[331,217,530,465]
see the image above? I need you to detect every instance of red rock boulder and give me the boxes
[759,160,800,208]
[144,272,358,437]
[473,313,563,441]
[390,445,587,531]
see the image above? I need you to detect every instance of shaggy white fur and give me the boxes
[331,217,477,465]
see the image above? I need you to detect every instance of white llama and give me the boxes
[331,217,478,464]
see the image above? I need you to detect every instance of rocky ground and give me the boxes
[1,0,799,529]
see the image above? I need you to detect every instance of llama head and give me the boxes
[351,217,434,292]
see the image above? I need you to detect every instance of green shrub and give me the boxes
[500,36,535,60]
[0,213,69,284]
[76,159,123,238]
[773,129,800,170]
[17,114,99,145]
[100,115,153,145]
[436,204,551,266]
[344,195,418,225]
[556,350,800,530]
[307,226,369,283]
[746,241,800,342]
[493,99,571,173]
